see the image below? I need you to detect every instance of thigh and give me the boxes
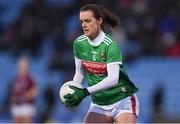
[114,94,139,123]
[115,113,136,124]
[13,116,22,123]
[21,116,32,123]
[83,112,113,123]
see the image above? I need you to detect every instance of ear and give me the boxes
[97,17,102,25]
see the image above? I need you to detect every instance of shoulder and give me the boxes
[75,34,88,43]
[103,33,117,46]
[73,34,88,49]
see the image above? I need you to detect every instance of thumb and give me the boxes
[69,85,78,90]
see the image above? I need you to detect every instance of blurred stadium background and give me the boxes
[0,0,180,123]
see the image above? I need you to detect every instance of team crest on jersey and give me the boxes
[100,52,105,60]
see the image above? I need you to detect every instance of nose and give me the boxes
[82,22,87,28]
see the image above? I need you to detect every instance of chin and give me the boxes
[84,33,90,37]
[84,32,94,39]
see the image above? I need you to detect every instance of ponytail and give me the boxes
[80,4,120,31]
[98,5,119,30]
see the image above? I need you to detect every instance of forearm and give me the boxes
[73,57,84,84]
[87,64,120,94]
[73,71,84,84]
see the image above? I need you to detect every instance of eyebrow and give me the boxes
[80,19,90,21]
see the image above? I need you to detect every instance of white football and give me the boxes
[59,81,82,104]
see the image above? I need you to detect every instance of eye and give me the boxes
[80,20,83,24]
[86,19,91,23]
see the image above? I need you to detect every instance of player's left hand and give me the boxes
[64,85,90,107]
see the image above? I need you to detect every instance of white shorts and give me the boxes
[88,94,139,119]
[11,104,36,117]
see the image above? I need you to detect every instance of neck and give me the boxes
[19,71,28,76]
[87,31,105,46]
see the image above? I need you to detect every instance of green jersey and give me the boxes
[73,33,138,105]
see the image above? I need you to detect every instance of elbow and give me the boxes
[113,77,119,85]
[110,75,119,86]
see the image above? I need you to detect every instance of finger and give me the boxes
[73,101,80,106]
[64,100,74,107]
[65,99,77,107]
[64,93,73,99]
[65,98,76,104]
[68,93,79,101]
[69,85,78,90]
[69,100,79,107]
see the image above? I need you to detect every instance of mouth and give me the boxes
[83,29,89,32]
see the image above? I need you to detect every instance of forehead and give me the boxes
[18,58,28,65]
[79,11,95,20]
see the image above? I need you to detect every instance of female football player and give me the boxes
[64,4,139,123]
[10,57,37,123]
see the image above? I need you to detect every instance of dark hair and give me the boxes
[80,4,120,31]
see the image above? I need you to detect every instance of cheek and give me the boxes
[90,23,98,32]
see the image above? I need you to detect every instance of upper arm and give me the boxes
[74,57,84,74]
[73,40,79,59]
